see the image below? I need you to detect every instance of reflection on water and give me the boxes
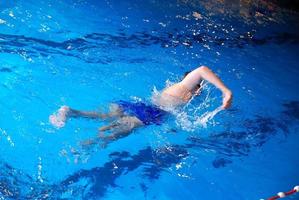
[179,0,298,24]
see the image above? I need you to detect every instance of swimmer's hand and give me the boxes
[222,90,232,109]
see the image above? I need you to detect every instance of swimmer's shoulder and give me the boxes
[162,82,181,94]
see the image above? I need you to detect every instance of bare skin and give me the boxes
[157,66,232,109]
[49,104,144,146]
[49,65,232,147]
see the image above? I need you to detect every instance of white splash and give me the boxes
[151,80,222,132]
[0,19,6,24]
[37,156,43,183]
[175,111,195,131]
[195,106,223,128]
[0,128,15,147]
[9,11,14,18]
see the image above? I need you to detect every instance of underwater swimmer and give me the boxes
[49,66,232,146]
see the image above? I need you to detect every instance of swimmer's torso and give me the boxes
[162,83,192,102]
[152,83,193,109]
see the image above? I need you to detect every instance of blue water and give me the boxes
[1,0,299,199]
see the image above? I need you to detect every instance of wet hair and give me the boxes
[182,71,202,89]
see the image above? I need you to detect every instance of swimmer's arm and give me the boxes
[183,66,232,108]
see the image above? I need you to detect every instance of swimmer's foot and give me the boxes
[49,106,70,128]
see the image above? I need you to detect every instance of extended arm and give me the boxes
[181,66,232,109]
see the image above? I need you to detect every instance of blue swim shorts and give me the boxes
[116,100,167,125]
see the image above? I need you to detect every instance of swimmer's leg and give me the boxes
[49,104,123,128]
[81,116,144,148]
[98,116,144,147]
[70,103,123,119]
[68,109,102,119]
[98,123,119,132]
[49,106,101,128]
[80,119,124,148]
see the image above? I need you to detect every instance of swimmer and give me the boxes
[155,66,232,109]
[49,66,232,146]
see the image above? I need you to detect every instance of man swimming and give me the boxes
[49,66,232,145]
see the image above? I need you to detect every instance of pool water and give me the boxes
[1,0,299,199]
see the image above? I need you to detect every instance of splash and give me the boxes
[194,106,223,128]
[0,128,15,147]
[174,106,222,132]
[152,81,222,132]
[175,82,222,132]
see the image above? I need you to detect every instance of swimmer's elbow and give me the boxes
[197,65,210,72]
[192,65,211,76]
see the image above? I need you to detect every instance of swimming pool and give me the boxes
[1,0,299,199]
